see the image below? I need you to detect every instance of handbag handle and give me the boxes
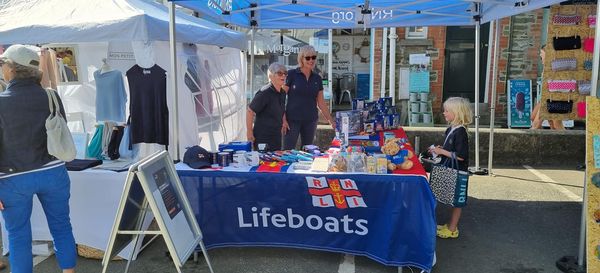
[45,89,64,119]
[443,152,459,170]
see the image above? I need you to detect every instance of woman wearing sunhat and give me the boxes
[0,44,76,273]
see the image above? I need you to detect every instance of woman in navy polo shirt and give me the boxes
[282,45,335,150]
[247,62,287,151]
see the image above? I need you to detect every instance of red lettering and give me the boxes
[319,197,330,206]
[352,198,359,206]
[313,179,322,188]
[344,180,355,189]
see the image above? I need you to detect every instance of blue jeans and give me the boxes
[283,120,318,150]
[0,164,76,273]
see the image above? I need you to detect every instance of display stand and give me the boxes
[582,96,600,272]
[102,151,214,273]
[408,69,434,127]
[540,4,594,121]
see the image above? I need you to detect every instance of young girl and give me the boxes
[428,97,472,239]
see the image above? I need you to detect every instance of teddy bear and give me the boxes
[380,138,414,171]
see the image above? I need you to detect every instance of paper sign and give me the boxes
[409,54,430,65]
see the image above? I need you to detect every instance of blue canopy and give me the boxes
[171,0,562,29]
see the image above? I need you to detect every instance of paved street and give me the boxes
[23,164,584,273]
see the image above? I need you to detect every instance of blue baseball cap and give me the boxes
[183,145,211,169]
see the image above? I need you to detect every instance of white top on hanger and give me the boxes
[100,58,113,74]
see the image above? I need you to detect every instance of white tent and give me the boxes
[0,0,248,159]
[0,0,246,49]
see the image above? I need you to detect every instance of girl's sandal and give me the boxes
[436,226,459,239]
[436,224,447,231]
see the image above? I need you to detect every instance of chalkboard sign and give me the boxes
[102,151,214,273]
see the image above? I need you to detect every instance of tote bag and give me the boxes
[45,89,76,162]
[428,153,469,207]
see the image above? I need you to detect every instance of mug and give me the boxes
[411,113,420,123]
[423,113,432,123]
[411,102,419,112]
[409,93,418,102]
[419,102,428,113]
[247,151,260,166]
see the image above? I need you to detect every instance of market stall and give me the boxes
[0,128,436,271]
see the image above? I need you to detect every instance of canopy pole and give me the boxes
[168,1,180,160]
[369,28,375,101]
[488,19,500,176]
[592,2,600,97]
[249,27,255,96]
[389,28,397,106]
[328,29,333,111]
[380,28,388,99]
[475,21,480,169]
[484,20,494,104]
[470,16,487,175]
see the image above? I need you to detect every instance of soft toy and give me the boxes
[380,138,414,171]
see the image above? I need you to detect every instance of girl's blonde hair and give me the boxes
[297,45,317,68]
[443,97,473,126]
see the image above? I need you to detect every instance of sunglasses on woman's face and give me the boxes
[275,71,287,76]
[304,56,317,61]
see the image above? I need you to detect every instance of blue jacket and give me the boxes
[0,79,65,173]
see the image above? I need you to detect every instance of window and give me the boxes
[405,26,428,39]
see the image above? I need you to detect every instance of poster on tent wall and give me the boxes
[507,80,532,128]
[586,97,600,272]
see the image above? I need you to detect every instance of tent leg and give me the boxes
[555,173,586,273]
[369,28,375,101]
[389,28,397,105]
[488,19,501,176]
[591,0,600,97]
[328,29,333,111]
[249,27,255,95]
[381,28,388,99]
[470,17,487,176]
[168,1,180,161]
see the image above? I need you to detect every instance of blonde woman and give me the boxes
[428,97,472,239]
[282,45,335,150]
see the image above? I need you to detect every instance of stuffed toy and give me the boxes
[380,138,414,171]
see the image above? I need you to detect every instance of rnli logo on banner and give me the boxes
[306,177,367,209]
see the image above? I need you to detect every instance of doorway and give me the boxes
[443,24,490,103]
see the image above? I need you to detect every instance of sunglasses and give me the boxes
[275,71,287,76]
[304,55,317,61]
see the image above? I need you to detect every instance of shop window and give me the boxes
[405,26,428,39]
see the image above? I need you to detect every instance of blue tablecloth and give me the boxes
[178,170,436,271]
